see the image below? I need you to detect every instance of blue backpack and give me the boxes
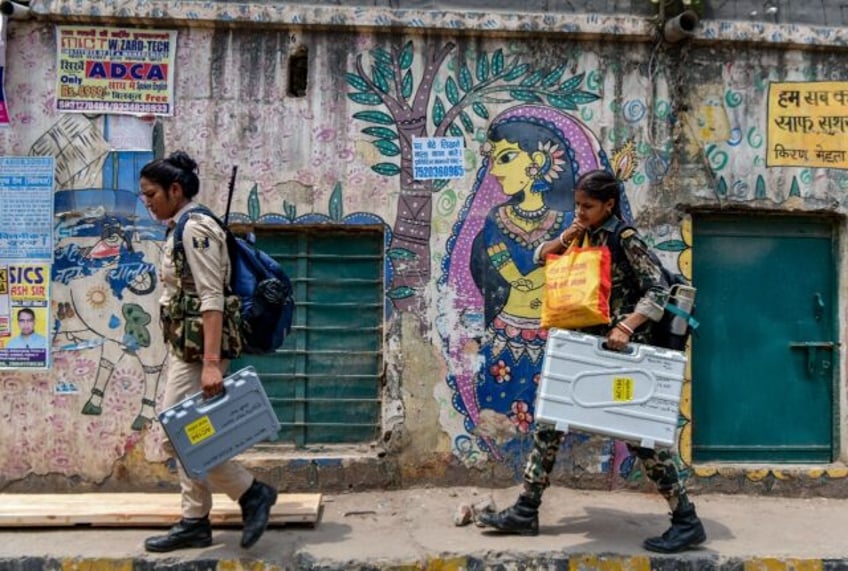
[173,206,294,354]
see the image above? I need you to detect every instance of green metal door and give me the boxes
[233,227,384,447]
[692,215,836,462]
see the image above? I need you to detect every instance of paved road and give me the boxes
[1,485,847,569]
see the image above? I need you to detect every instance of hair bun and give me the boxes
[166,151,198,174]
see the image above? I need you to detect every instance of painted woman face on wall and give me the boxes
[488,139,533,196]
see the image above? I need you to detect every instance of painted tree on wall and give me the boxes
[347,41,600,312]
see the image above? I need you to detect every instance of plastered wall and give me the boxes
[1,3,848,494]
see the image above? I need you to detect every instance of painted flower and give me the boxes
[489,360,511,383]
[480,141,493,157]
[510,400,534,433]
[537,141,566,182]
[73,357,96,378]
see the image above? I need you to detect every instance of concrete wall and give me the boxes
[1,2,848,495]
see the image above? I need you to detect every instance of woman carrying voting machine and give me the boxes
[139,152,277,553]
[476,169,707,554]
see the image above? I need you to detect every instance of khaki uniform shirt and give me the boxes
[160,201,231,313]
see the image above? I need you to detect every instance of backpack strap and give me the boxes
[664,300,700,330]
[606,220,638,287]
[171,206,237,292]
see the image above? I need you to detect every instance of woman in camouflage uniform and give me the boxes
[139,152,278,553]
[476,169,707,554]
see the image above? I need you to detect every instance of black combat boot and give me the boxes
[144,516,212,552]
[475,493,540,536]
[642,502,707,553]
[239,479,278,548]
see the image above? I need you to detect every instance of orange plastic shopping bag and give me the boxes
[540,236,612,330]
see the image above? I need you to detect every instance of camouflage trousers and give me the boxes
[522,428,690,511]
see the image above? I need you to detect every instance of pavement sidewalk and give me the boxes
[0,485,847,570]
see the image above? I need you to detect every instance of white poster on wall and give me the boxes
[412,137,465,180]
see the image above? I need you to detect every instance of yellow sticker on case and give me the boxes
[613,377,634,402]
[185,415,216,445]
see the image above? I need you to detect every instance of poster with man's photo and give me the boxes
[0,263,50,369]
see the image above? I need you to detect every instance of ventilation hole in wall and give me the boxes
[288,46,308,98]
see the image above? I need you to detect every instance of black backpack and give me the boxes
[607,223,699,350]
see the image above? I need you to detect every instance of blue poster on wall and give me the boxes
[0,156,55,261]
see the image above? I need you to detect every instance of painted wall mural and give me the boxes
[3,17,848,493]
[346,41,605,313]
[345,37,679,474]
[438,105,632,467]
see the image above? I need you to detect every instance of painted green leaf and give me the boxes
[349,92,384,105]
[790,176,801,197]
[559,72,585,93]
[354,110,395,125]
[446,77,460,105]
[345,72,370,92]
[568,91,601,104]
[401,70,413,99]
[547,94,578,110]
[492,49,505,75]
[328,182,343,222]
[471,101,489,120]
[433,96,446,127]
[372,162,401,176]
[459,110,474,134]
[434,179,450,191]
[370,47,393,67]
[655,239,687,252]
[387,247,417,260]
[510,89,542,103]
[373,139,401,157]
[755,175,766,199]
[362,126,398,139]
[542,66,565,87]
[449,123,463,137]
[476,54,489,82]
[283,200,296,221]
[123,303,151,348]
[717,176,727,196]
[520,70,544,87]
[387,286,416,300]
[399,41,414,69]
[372,66,390,93]
[247,183,260,222]
[503,63,529,81]
[459,65,473,92]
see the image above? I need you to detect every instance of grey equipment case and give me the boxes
[535,329,687,449]
[159,366,278,479]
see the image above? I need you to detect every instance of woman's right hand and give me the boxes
[559,220,587,247]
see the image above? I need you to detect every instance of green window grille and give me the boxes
[233,226,384,447]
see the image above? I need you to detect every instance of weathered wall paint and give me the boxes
[1,3,848,495]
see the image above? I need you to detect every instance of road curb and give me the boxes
[3,555,848,570]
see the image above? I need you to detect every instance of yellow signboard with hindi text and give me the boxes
[767,81,848,170]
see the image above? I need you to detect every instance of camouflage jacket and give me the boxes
[582,215,667,342]
[537,215,668,343]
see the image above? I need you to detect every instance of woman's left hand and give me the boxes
[606,326,630,352]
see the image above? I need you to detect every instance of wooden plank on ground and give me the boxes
[0,493,322,528]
